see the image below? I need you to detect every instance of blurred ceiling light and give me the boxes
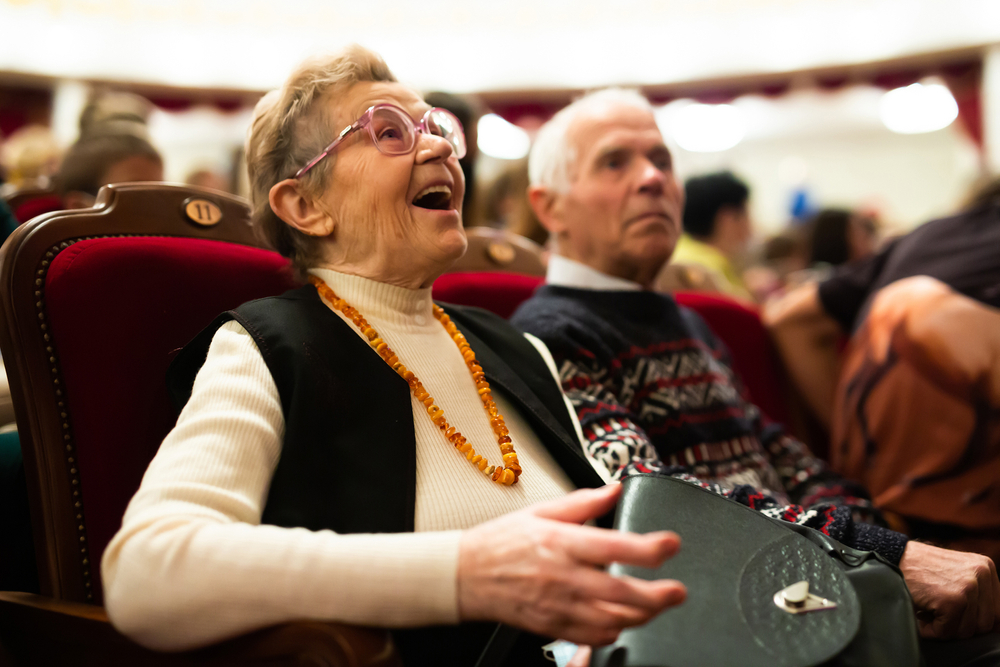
[477,113,531,160]
[879,83,958,134]
[667,103,746,152]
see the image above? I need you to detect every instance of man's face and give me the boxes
[547,104,683,285]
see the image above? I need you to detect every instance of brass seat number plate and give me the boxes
[184,199,223,226]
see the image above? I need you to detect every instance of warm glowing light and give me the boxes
[477,113,531,160]
[879,83,958,134]
[666,103,746,152]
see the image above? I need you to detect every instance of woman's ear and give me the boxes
[269,179,335,237]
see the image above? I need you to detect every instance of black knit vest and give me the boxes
[167,284,605,666]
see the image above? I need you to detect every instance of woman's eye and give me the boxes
[380,128,402,140]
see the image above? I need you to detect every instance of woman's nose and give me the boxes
[414,131,455,163]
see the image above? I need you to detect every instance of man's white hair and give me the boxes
[528,88,655,192]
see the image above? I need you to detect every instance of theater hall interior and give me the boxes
[0,1,999,665]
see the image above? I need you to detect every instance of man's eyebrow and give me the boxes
[594,145,630,162]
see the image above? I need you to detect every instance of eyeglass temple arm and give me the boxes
[294,123,360,179]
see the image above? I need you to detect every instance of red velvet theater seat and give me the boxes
[0,183,398,666]
[433,271,544,320]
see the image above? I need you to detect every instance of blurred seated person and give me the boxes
[0,124,61,197]
[511,88,1000,659]
[807,207,879,268]
[101,46,685,667]
[185,167,232,194]
[55,132,163,209]
[424,91,482,225]
[765,180,1000,560]
[671,171,754,301]
[78,90,154,141]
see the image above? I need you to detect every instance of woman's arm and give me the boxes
[101,321,461,651]
[763,282,844,429]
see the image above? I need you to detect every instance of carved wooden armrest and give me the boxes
[0,591,400,667]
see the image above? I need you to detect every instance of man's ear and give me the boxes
[268,179,335,237]
[527,185,567,235]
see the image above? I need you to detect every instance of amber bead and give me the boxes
[445,426,456,438]
[471,454,482,465]
[362,327,377,340]
[423,397,435,408]
[491,466,504,482]
[502,452,519,466]
[507,462,522,474]
[477,458,489,471]
[498,435,512,445]
[468,362,483,373]
[466,448,476,460]
[500,469,515,485]
[499,443,514,454]
[432,415,446,427]
[414,389,429,402]
[403,370,416,382]
[485,465,495,475]
[472,371,485,382]
[388,356,400,367]
[459,441,472,453]
[497,425,509,437]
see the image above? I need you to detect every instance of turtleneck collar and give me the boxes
[309,267,435,330]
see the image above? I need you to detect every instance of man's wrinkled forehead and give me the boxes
[566,104,666,172]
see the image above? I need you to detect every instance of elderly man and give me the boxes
[510,88,1000,662]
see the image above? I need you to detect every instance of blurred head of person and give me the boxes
[682,171,752,261]
[478,159,547,245]
[185,168,232,194]
[79,90,154,141]
[423,91,481,224]
[0,125,62,190]
[55,133,164,209]
[807,208,878,267]
[527,88,683,287]
[247,45,467,286]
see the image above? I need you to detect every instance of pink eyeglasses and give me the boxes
[294,104,467,179]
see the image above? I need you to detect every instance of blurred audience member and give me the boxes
[185,168,232,194]
[55,133,163,209]
[79,90,154,141]
[765,179,1000,559]
[806,208,879,268]
[673,171,753,300]
[0,125,61,196]
[424,91,482,225]
[478,159,548,247]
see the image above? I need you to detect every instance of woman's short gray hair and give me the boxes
[245,45,396,277]
[528,88,654,192]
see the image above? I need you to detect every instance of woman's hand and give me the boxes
[457,484,686,646]
[899,540,1000,639]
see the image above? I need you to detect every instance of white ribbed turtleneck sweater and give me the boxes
[101,268,603,651]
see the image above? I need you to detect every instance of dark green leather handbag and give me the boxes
[591,475,921,667]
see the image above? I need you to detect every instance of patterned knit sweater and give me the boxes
[512,285,908,565]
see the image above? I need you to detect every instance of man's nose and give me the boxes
[637,161,666,196]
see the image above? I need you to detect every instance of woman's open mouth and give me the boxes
[412,185,453,211]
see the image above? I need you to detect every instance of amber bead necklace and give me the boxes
[309,275,522,486]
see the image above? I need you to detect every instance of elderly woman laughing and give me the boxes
[100,46,685,666]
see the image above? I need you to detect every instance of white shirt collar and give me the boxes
[546,254,643,291]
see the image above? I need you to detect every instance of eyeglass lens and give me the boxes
[370,107,465,158]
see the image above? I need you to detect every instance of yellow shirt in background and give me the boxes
[671,234,753,301]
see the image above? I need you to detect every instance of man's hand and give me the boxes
[899,540,1000,639]
[458,484,686,646]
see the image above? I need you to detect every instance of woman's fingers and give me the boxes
[531,483,622,524]
[570,567,686,612]
[562,524,681,568]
